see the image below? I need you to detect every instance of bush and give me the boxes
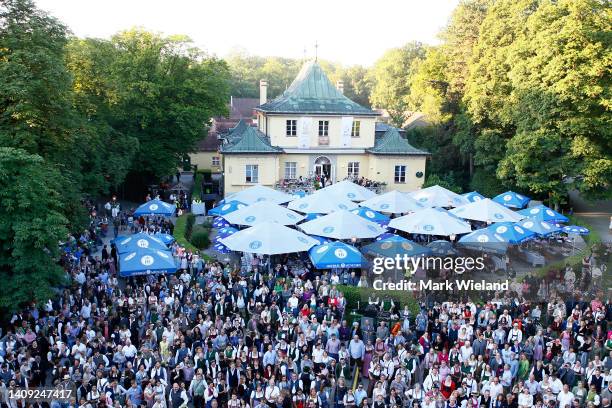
[470,168,506,197]
[190,227,211,249]
[192,172,203,200]
[422,173,462,193]
[173,214,198,252]
[184,213,196,240]
[337,285,420,315]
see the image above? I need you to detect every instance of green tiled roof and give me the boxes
[367,127,429,155]
[224,119,248,143]
[221,124,281,154]
[256,61,378,116]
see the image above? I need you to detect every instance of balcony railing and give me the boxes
[318,136,329,146]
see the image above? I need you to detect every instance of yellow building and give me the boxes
[190,97,259,174]
[221,61,429,195]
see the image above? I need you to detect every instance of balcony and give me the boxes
[318,136,329,146]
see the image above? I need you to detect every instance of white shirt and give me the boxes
[557,390,574,408]
[287,296,299,309]
[123,344,137,358]
[489,382,504,400]
[518,392,533,407]
[550,378,563,394]
[264,385,279,401]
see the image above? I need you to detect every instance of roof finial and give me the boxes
[314,41,318,62]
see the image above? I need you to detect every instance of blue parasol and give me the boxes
[133,199,176,217]
[212,217,230,228]
[518,205,569,223]
[492,191,530,209]
[487,222,535,244]
[308,241,363,269]
[363,234,432,258]
[208,200,248,216]
[562,225,590,235]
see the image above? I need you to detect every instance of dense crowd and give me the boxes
[0,211,610,408]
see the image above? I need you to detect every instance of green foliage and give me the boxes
[369,42,426,126]
[184,213,196,240]
[407,47,452,124]
[404,0,611,203]
[464,0,611,201]
[406,126,469,190]
[422,173,463,193]
[173,213,198,252]
[226,50,301,99]
[337,285,420,316]
[469,169,506,197]
[190,226,211,249]
[226,51,372,107]
[67,30,231,181]
[0,148,69,313]
[192,172,203,200]
[495,0,611,201]
[439,0,492,99]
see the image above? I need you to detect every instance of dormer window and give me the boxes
[286,120,297,136]
[351,121,361,137]
[318,120,329,136]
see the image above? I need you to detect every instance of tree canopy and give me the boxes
[368,42,426,126]
[0,147,68,312]
[225,50,373,107]
[405,0,611,204]
[0,0,231,311]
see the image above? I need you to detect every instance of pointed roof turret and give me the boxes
[367,127,429,155]
[255,60,378,116]
[220,125,281,154]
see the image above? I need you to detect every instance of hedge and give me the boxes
[173,213,199,252]
[192,172,203,200]
[336,285,420,316]
[190,226,211,249]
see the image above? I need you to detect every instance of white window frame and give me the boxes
[351,120,361,137]
[347,162,359,178]
[245,164,259,183]
[394,165,406,184]
[211,156,220,166]
[286,120,297,136]
[284,162,297,180]
[318,120,329,136]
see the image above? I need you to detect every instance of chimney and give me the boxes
[336,80,344,94]
[259,79,268,105]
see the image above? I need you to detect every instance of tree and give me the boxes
[66,38,139,193]
[497,0,611,202]
[71,30,231,181]
[338,65,372,108]
[407,47,451,125]
[439,0,492,99]
[422,173,463,193]
[225,51,373,106]
[0,0,91,229]
[0,148,69,313]
[0,0,76,163]
[369,42,425,126]
[226,50,301,99]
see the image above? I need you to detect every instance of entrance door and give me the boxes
[322,164,331,179]
[315,164,323,176]
[314,156,333,181]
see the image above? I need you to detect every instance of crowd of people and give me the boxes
[0,205,610,408]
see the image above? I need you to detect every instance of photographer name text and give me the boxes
[373,279,509,291]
